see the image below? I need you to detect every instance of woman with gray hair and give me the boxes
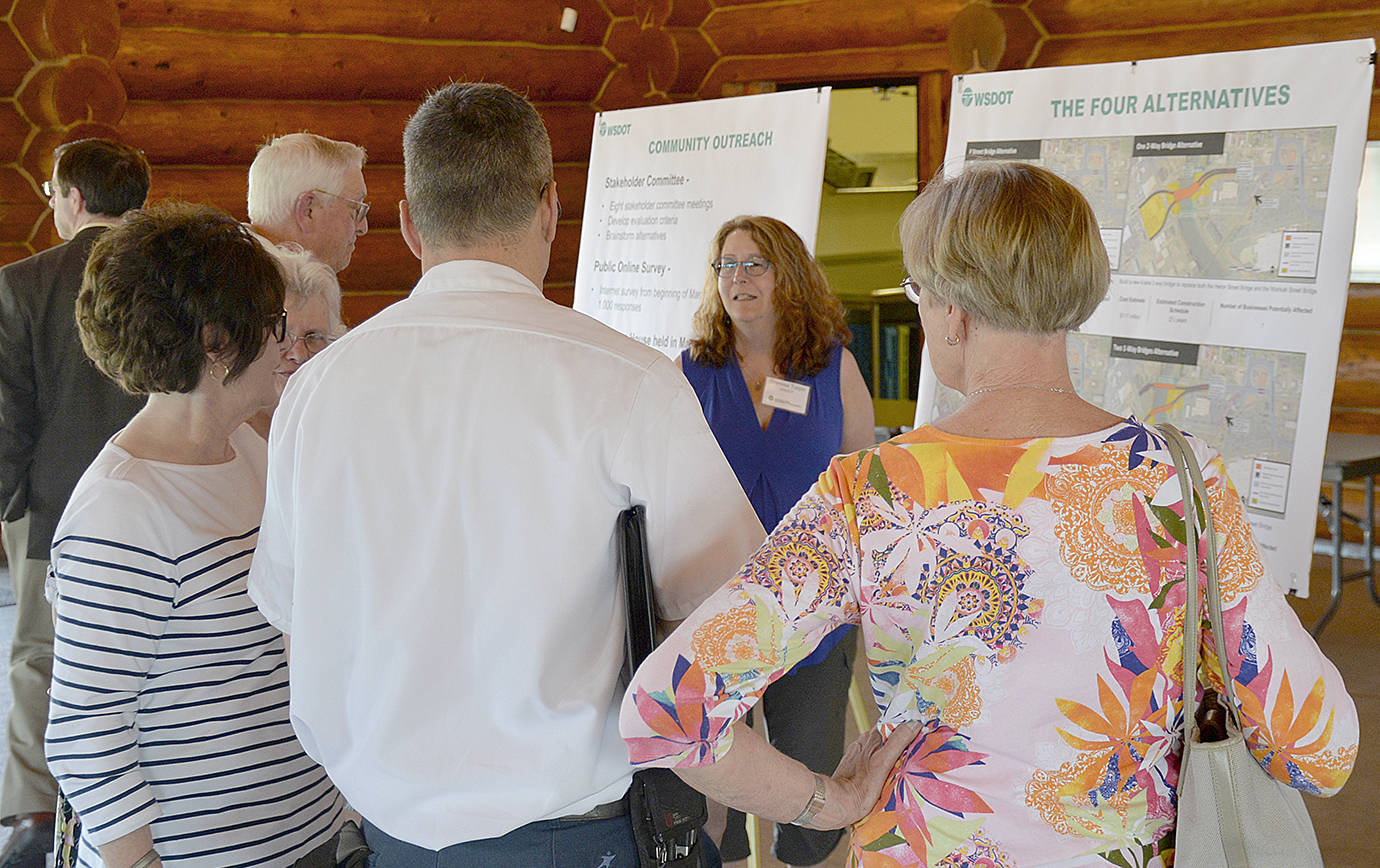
[621,162,1356,866]
[249,243,345,438]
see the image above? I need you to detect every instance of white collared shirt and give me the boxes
[248,259,763,849]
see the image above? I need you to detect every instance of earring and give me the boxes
[944,334,960,346]
[209,360,230,381]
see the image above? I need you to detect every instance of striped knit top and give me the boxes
[46,424,344,867]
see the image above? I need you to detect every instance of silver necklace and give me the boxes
[965,384,1075,398]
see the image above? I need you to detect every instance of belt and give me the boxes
[556,794,629,822]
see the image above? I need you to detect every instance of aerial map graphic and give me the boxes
[927,335,1305,512]
[1063,334,1305,466]
[1037,136,1134,228]
[970,127,1336,282]
[1116,128,1334,280]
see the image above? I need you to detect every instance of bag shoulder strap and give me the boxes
[1156,423,1241,742]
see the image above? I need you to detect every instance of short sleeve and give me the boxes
[613,356,765,620]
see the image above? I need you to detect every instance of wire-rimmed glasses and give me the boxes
[712,258,771,279]
[312,189,370,223]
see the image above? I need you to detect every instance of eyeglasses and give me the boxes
[311,189,370,223]
[286,330,336,357]
[712,258,771,279]
[42,180,57,198]
[270,310,288,343]
[900,277,923,304]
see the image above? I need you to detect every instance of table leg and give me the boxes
[1312,479,1345,637]
[1365,475,1378,607]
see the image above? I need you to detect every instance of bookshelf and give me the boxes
[845,286,922,429]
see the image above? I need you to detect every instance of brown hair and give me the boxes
[403,82,553,249]
[688,215,850,378]
[78,202,285,395]
[53,138,150,218]
[898,161,1110,333]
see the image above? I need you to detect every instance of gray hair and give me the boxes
[403,83,553,249]
[265,242,345,336]
[247,133,367,228]
[899,161,1109,334]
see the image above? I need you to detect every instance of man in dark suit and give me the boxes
[0,139,149,867]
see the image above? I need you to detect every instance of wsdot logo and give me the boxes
[599,121,631,137]
[961,87,1014,108]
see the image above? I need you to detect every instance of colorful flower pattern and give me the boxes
[621,419,1357,867]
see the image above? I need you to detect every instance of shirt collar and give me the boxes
[410,259,543,299]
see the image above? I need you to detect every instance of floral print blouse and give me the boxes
[620,418,1357,867]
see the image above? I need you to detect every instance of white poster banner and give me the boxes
[915,40,1376,594]
[574,89,831,355]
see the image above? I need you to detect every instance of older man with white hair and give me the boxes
[247,132,369,272]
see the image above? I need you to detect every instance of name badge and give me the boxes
[761,377,811,414]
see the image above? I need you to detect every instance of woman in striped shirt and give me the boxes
[46,203,345,868]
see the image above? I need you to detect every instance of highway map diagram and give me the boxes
[1117,128,1334,280]
[972,128,1336,282]
[927,335,1305,513]
[1038,136,1134,228]
[1064,334,1305,466]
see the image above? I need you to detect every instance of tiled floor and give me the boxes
[0,558,1373,866]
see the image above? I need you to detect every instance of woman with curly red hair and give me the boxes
[679,215,874,867]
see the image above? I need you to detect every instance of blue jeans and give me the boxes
[365,813,721,868]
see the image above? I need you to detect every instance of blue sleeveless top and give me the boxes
[680,344,845,534]
[681,344,852,668]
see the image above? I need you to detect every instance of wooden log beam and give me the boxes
[336,222,584,320]
[0,167,47,243]
[0,103,31,170]
[10,0,119,61]
[668,28,718,96]
[18,58,125,128]
[700,44,950,98]
[20,129,66,197]
[0,28,32,93]
[601,0,710,28]
[340,291,407,327]
[0,245,36,268]
[1032,14,1380,68]
[149,164,590,228]
[702,0,964,58]
[1333,333,1380,408]
[341,284,580,321]
[544,285,575,308]
[115,29,614,103]
[919,71,947,182]
[665,0,712,28]
[118,101,597,165]
[1345,284,1380,330]
[117,0,611,46]
[1330,409,1380,436]
[337,231,417,302]
[1029,0,1380,36]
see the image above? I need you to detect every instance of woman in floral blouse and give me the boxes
[620,162,1357,867]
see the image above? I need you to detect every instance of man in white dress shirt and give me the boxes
[248,83,763,866]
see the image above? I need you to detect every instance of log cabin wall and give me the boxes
[0,0,1376,434]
